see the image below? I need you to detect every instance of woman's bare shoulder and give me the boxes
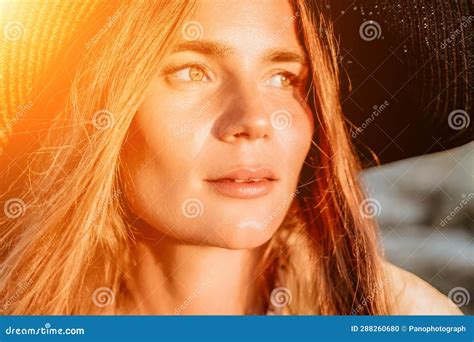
[382,261,463,315]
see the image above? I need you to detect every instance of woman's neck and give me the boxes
[122,226,267,315]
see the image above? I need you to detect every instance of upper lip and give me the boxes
[205,166,278,182]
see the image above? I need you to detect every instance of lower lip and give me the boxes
[205,179,276,199]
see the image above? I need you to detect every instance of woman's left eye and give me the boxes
[172,65,211,82]
[264,73,298,88]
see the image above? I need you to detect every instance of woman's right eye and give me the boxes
[171,65,211,83]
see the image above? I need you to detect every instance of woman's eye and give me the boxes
[172,66,210,82]
[264,73,296,88]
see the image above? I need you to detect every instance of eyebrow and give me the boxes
[263,48,308,66]
[173,40,233,56]
[172,40,308,66]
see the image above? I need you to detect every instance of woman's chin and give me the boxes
[198,212,285,249]
[220,223,278,249]
[170,219,282,250]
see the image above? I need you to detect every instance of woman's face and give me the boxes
[122,0,314,249]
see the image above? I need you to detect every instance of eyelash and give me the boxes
[163,62,212,79]
[163,63,304,88]
[272,71,304,88]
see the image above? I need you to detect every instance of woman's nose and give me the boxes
[216,85,273,143]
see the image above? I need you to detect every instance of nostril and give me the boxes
[234,132,249,138]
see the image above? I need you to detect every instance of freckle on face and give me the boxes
[121,0,314,249]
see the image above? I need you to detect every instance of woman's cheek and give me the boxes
[284,110,313,179]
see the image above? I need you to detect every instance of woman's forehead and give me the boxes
[187,0,302,52]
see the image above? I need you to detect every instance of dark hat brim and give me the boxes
[323,0,473,167]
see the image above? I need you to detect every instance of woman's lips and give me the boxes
[205,178,276,199]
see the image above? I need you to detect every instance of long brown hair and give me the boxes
[261,0,392,314]
[0,0,392,314]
